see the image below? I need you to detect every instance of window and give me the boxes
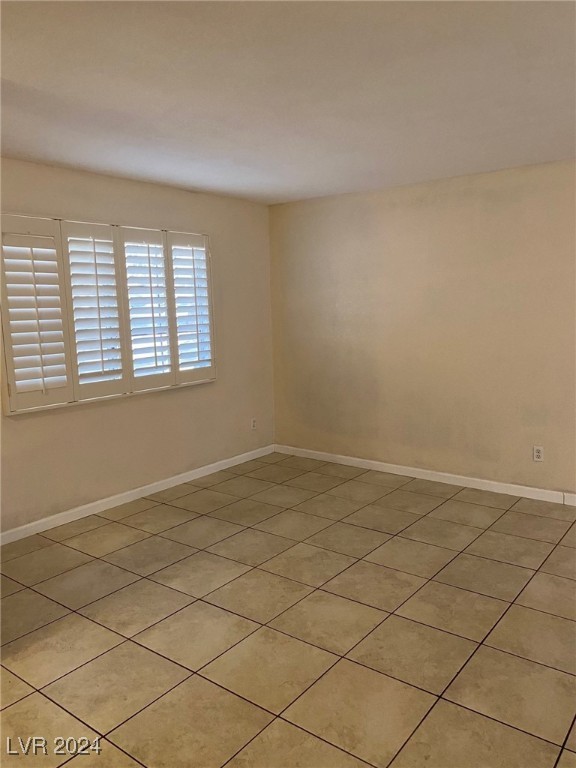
[1,215,215,414]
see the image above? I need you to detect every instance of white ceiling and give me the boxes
[2,1,574,203]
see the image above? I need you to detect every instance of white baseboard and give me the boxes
[3,442,574,546]
[275,444,575,506]
[0,445,275,545]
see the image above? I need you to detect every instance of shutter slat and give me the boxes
[169,240,213,371]
[1,234,70,398]
[66,231,123,384]
[124,238,172,378]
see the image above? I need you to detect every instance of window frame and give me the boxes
[1,214,216,415]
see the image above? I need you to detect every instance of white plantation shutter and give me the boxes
[1,215,216,413]
[167,231,215,384]
[1,215,74,412]
[62,221,128,398]
[120,227,175,390]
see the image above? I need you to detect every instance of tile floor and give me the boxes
[1,452,575,767]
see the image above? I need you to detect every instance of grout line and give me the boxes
[552,713,576,768]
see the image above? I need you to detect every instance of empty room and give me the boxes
[1,2,575,767]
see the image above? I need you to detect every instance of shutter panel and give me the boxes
[1,215,74,413]
[167,231,215,384]
[120,227,175,390]
[61,221,128,399]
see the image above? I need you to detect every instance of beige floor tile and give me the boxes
[255,509,332,540]
[109,676,272,768]
[492,511,571,544]
[229,459,269,474]
[511,497,576,523]
[150,551,250,597]
[566,721,576,751]
[99,498,158,521]
[248,465,305,484]
[43,515,109,542]
[324,560,425,611]
[2,693,98,768]
[1,534,53,562]
[1,590,69,645]
[202,626,337,713]
[465,530,554,568]
[280,456,328,470]
[316,462,368,479]
[1,590,69,646]
[390,700,559,768]
[401,516,483,551]
[486,604,576,674]
[270,591,385,654]
[65,524,150,558]
[35,560,139,609]
[365,537,455,578]
[433,553,534,601]
[354,470,413,488]
[445,646,576,744]
[284,472,346,492]
[1,668,34,710]
[208,498,284,526]
[0,575,24,597]
[345,505,421,534]
[121,504,198,533]
[285,659,434,768]
[103,536,194,576]
[135,601,258,670]
[560,524,576,548]
[293,493,367,520]
[258,452,290,464]
[206,568,312,622]
[558,751,576,768]
[349,615,476,693]
[252,485,317,508]
[541,546,576,580]
[169,488,238,514]
[80,579,193,636]
[208,528,295,565]
[401,478,462,498]
[66,741,142,767]
[2,614,123,688]
[188,469,237,487]
[261,543,355,587]
[515,572,576,620]
[44,642,189,733]
[429,499,505,528]
[160,516,243,549]
[1,544,92,586]
[145,482,197,503]
[214,475,276,497]
[228,718,369,768]
[397,581,507,640]
[306,522,390,557]
[453,488,519,510]
[375,490,442,515]
[327,480,388,504]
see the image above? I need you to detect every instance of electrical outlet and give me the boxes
[533,445,544,462]
[250,418,257,430]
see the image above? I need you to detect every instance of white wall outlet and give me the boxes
[250,418,257,430]
[533,445,544,462]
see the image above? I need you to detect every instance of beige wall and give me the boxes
[2,158,574,533]
[271,161,576,492]
[1,159,274,531]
